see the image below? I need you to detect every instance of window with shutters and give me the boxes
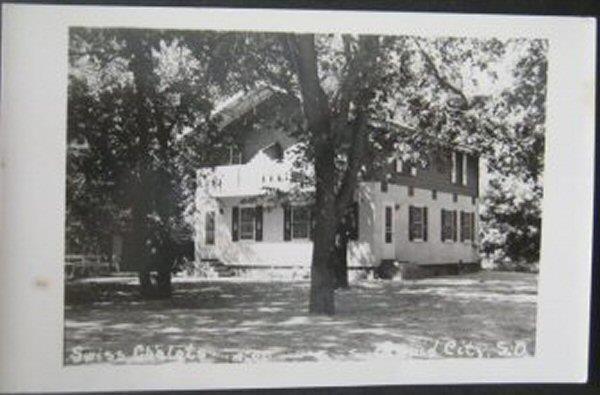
[409,206,427,241]
[291,206,311,239]
[441,209,457,242]
[205,211,215,245]
[461,211,476,242]
[239,207,255,240]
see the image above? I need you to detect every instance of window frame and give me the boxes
[462,153,468,186]
[291,205,311,240]
[228,146,242,165]
[441,209,457,243]
[451,151,457,183]
[409,206,427,242]
[461,211,476,242]
[395,158,404,173]
[239,206,256,240]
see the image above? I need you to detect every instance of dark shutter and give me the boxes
[205,212,215,245]
[255,205,263,241]
[441,209,445,242]
[470,213,475,242]
[453,210,458,241]
[460,211,466,243]
[408,205,414,241]
[423,207,428,241]
[283,204,291,241]
[232,206,239,241]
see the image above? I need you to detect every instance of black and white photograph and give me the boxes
[0,4,595,391]
[64,26,545,364]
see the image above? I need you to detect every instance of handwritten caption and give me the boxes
[67,344,271,364]
[415,338,534,358]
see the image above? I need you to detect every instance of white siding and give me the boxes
[357,182,479,265]
[195,182,479,268]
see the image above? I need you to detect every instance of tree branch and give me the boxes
[334,36,379,218]
[413,38,471,109]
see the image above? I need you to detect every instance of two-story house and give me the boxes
[195,86,480,277]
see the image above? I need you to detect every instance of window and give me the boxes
[462,153,468,186]
[229,146,242,164]
[455,152,464,185]
[395,159,416,176]
[409,206,427,241]
[292,206,311,239]
[205,211,215,245]
[384,206,393,243]
[441,209,457,242]
[472,196,477,205]
[395,159,404,173]
[240,207,255,240]
[453,193,458,203]
[408,186,414,196]
[461,211,476,242]
[381,181,388,192]
[432,190,437,200]
[451,152,457,183]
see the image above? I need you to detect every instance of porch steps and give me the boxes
[200,258,236,277]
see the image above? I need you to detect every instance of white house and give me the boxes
[194,87,480,277]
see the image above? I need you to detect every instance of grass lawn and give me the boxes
[64,270,537,365]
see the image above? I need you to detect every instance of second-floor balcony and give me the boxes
[197,152,313,198]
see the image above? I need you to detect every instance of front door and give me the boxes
[382,204,395,260]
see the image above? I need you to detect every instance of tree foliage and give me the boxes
[67,28,224,296]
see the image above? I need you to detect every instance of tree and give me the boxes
[479,39,547,268]
[68,28,220,297]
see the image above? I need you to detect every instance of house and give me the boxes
[195,86,480,277]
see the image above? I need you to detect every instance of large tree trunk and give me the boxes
[309,143,337,314]
[156,270,172,298]
[334,221,350,289]
[125,32,171,299]
[287,34,337,315]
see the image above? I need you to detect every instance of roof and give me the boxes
[370,119,480,155]
[211,85,288,130]
[212,86,479,155]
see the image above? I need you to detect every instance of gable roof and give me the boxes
[211,85,287,130]
[213,86,479,155]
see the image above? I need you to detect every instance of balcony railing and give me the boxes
[197,161,298,197]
